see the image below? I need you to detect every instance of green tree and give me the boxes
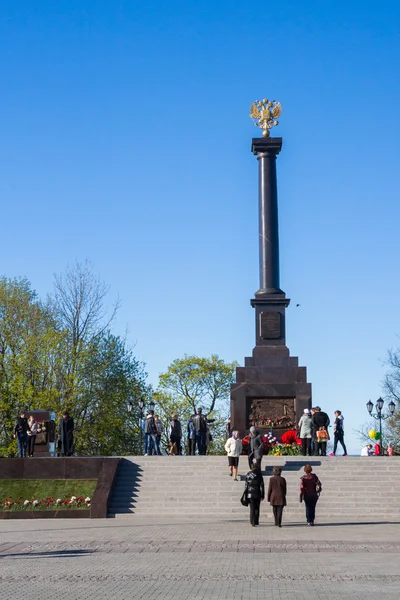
[0,277,62,455]
[155,354,237,454]
[69,332,151,456]
[49,262,150,455]
[50,260,120,403]
[0,269,151,456]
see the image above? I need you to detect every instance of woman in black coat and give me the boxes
[267,466,287,527]
[299,464,322,526]
[59,411,74,456]
[244,464,265,527]
[169,414,182,455]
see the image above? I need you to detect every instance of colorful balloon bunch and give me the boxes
[368,429,381,441]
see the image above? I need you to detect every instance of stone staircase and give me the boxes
[107,456,400,521]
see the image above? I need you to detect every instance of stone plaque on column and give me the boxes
[260,311,281,339]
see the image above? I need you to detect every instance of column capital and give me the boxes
[252,137,282,156]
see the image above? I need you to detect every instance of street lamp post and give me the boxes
[127,397,146,455]
[366,397,396,452]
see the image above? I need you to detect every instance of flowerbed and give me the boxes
[1,495,91,511]
[0,479,97,511]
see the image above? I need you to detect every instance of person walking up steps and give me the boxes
[330,410,347,456]
[244,464,265,527]
[267,466,287,527]
[299,464,322,526]
[225,430,242,480]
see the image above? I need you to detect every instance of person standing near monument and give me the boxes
[225,430,242,480]
[144,410,157,456]
[225,417,231,440]
[298,409,312,456]
[27,415,39,457]
[330,410,347,456]
[58,411,74,456]
[169,413,182,455]
[312,407,330,456]
[361,444,373,456]
[153,415,163,456]
[248,426,263,470]
[299,464,322,526]
[244,463,265,526]
[13,411,29,458]
[267,466,287,527]
[192,408,209,455]
[187,414,196,455]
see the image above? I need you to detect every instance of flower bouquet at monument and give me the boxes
[280,429,302,446]
[269,428,302,456]
[269,442,302,456]
[262,432,277,452]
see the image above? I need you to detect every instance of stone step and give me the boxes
[107,456,400,519]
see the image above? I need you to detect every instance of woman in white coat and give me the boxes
[224,430,242,481]
[298,409,313,456]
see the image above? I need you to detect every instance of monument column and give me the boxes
[253,137,283,296]
[230,98,311,436]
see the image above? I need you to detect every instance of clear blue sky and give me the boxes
[1,1,400,454]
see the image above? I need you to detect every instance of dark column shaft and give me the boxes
[252,138,283,295]
[259,152,279,292]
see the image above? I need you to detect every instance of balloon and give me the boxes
[368,429,377,439]
[375,432,381,440]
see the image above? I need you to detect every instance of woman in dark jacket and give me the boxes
[299,464,322,526]
[267,466,287,527]
[245,464,265,526]
[58,411,74,456]
[169,414,182,455]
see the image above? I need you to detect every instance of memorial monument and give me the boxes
[230,99,311,438]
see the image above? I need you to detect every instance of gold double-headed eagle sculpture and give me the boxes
[249,98,281,137]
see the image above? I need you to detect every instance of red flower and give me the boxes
[280,429,301,445]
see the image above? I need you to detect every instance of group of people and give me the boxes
[224,426,263,481]
[144,407,215,456]
[223,423,323,527]
[242,463,322,527]
[297,407,347,456]
[13,411,74,458]
[361,442,393,456]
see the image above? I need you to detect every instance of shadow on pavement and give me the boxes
[0,549,95,559]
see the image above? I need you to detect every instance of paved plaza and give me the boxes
[1,516,400,600]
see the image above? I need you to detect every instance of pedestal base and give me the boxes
[230,345,311,437]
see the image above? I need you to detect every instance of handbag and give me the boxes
[240,489,249,507]
[316,428,328,442]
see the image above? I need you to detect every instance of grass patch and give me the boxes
[0,479,97,510]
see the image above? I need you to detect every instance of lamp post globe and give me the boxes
[138,398,145,411]
[366,400,373,415]
[376,397,384,412]
[389,400,396,415]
